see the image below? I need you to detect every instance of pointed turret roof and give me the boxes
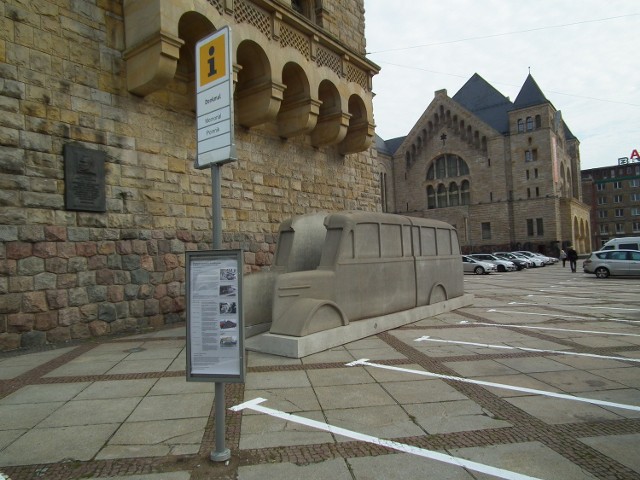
[451,73,513,134]
[512,74,550,110]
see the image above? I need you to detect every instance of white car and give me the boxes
[462,255,497,275]
[583,249,640,278]
[513,251,546,267]
[468,254,517,272]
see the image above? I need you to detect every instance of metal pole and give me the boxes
[212,164,222,249]
[210,164,231,462]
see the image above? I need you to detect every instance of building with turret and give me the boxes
[377,73,591,256]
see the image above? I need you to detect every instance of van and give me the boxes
[601,237,640,251]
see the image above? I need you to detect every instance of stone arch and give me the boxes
[338,94,372,154]
[311,79,348,147]
[277,61,319,138]
[235,39,283,127]
[566,166,573,198]
[123,0,225,96]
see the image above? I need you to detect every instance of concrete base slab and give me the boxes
[246,293,474,358]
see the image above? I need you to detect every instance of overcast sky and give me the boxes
[364,1,639,170]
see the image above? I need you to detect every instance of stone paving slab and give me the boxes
[0,424,120,466]
[1,267,640,480]
[323,404,426,440]
[505,395,625,425]
[579,433,640,472]
[403,399,513,434]
[450,441,599,479]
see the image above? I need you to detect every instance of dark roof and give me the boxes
[451,73,513,134]
[375,134,405,156]
[563,122,576,140]
[512,74,550,110]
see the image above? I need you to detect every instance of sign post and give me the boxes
[192,26,237,463]
[195,25,235,168]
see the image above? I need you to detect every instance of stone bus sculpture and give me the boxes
[244,211,471,357]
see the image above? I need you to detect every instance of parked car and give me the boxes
[513,251,546,267]
[600,237,640,251]
[533,252,558,264]
[469,253,517,272]
[582,249,640,278]
[499,252,535,268]
[493,252,529,270]
[462,255,497,275]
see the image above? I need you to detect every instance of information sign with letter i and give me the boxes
[195,26,236,168]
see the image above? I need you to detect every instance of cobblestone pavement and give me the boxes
[1,266,639,480]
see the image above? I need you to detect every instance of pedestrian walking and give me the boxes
[560,249,567,267]
[567,245,578,272]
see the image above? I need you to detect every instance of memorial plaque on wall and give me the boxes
[64,144,106,212]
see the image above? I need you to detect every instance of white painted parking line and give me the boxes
[414,336,640,363]
[460,320,640,338]
[486,308,640,325]
[346,359,640,413]
[231,397,543,480]
[539,289,638,297]
[528,295,593,300]
[511,301,640,312]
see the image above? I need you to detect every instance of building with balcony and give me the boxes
[0,0,380,350]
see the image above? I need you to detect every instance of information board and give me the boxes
[195,26,236,168]
[186,250,244,382]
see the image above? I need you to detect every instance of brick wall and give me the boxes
[0,0,379,351]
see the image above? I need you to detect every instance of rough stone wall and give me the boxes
[321,0,366,54]
[0,0,379,351]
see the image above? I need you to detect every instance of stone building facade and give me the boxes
[377,73,592,256]
[0,0,380,351]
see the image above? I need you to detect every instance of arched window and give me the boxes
[437,184,448,208]
[426,164,435,180]
[517,119,524,133]
[449,182,459,206]
[424,155,470,209]
[447,155,458,177]
[459,157,469,175]
[535,115,541,129]
[526,116,534,131]
[427,186,436,209]
[461,180,470,205]
[436,156,446,179]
